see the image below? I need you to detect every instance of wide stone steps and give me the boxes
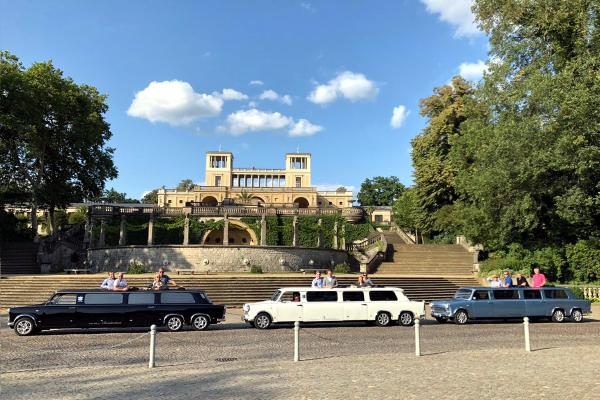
[0,275,478,306]
[0,242,39,274]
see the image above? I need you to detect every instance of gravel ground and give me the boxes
[1,308,599,399]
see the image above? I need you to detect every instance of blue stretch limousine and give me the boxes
[430,287,591,324]
[8,289,226,336]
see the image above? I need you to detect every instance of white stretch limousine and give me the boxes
[242,287,425,329]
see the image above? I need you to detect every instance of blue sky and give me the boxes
[1,0,488,199]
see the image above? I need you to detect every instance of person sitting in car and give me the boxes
[487,275,502,287]
[311,271,323,288]
[147,273,166,291]
[113,272,128,291]
[100,272,116,290]
[323,270,338,288]
[158,267,177,288]
[515,273,529,287]
[361,273,374,287]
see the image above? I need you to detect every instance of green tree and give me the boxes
[237,189,252,204]
[357,176,405,206]
[0,52,117,236]
[392,188,419,230]
[142,189,159,204]
[95,188,140,204]
[176,179,194,191]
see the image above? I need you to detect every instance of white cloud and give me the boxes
[248,101,258,108]
[316,184,355,193]
[421,0,480,37]
[220,109,322,137]
[216,88,248,101]
[289,119,323,136]
[301,2,316,13]
[127,80,223,126]
[259,89,293,105]
[458,60,488,81]
[249,80,264,86]
[307,71,379,105]
[390,105,410,129]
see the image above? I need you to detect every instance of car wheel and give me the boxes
[454,310,468,325]
[15,317,36,336]
[570,309,583,323]
[254,313,272,329]
[551,309,565,323]
[165,315,184,332]
[434,317,448,324]
[398,311,414,326]
[375,312,391,327]
[191,315,210,331]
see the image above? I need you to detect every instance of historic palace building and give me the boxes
[157,151,354,209]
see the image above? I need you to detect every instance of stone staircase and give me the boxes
[0,242,40,274]
[376,232,474,276]
[0,275,479,307]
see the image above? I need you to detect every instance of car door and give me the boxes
[491,289,525,317]
[543,289,570,316]
[523,289,545,316]
[342,291,368,321]
[125,292,159,327]
[367,290,399,319]
[80,293,126,327]
[272,291,303,322]
[303,291,340,321]
[469,290,495,318]
[42,293,80,328]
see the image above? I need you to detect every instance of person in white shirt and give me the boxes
[100,272,116,290]
[487,275,502,288]
[323,270,338,288]
[113,272,128,291]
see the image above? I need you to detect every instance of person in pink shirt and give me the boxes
[531,267,546,288]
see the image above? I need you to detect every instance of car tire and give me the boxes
[434,317,448,324]
[570,309,583,323]
[165,315,184,332]
[453,310,469,325]
[551,309,565,323]
[375,312,391,327]
[398,311,414,327]
[254,312,272,330]
[14,317,36,336]
[191,315,210,331]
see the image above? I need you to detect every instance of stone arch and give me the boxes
[202,196,218,206]
[201,219,258,246]
[250,196,265,206]
[293,197,309,208]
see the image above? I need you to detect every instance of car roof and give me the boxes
[54,288,206,294]
[275,286,404,291]
[458,287,568,290]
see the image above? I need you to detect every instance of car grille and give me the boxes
[431,305,447,314]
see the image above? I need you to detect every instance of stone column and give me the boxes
[147,216,154,245]
[84,219,92,247]
[340,222,346,250]
[317,218,323,248]
[223,215,229,246]
[260,215,267,246]
[292,216,298,247]
[333,220,338,250]
[119,215,127,246]
[98,219,106,247]
[183,214,190,245]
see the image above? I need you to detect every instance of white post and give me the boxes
[414,317,421,357]
[149,324,157,368]
[294,321,300,362]
[523,317,531,352]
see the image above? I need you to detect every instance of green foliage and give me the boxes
[175,179,194,192]
[250,265,263,274]
[127,261,146,274]
[570,287,585,300]
[237,190,252,204]
[141,189,159,204]
[392,188,419,229]
[333,263,351,274]
[94,188,140,204]
[357,176,405,206]
[565,240,600,282]
[344,223,372,245]
[67,206,87,225]
[0,209,31,241]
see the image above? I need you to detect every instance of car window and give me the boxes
[128,293,156,305]
[454,289,472,300]
[343,291,365,302]
[160,292,196,304]
[270,290,282,301]
[369,291,398,301]
[306,291,338,302]
[84,293,124,305]
[52,294,77,305]
[544,289,568,299]
[493,290,520,300]
[473,290,490,300]
[523,290,542,300]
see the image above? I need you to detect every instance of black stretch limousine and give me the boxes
[8,289,226,336]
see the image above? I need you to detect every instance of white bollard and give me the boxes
[414,317,421,357]
[149,324,157,368]
[523,317,531,352]
[294,321,300,362]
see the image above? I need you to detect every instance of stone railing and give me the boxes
[573,286,600,300]
[347,231,386,273]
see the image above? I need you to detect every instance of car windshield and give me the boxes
[454,289,473,300]
[270,290,282,301]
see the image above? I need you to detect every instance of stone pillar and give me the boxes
[292,216,298,247]
[333,220,338,250]
[84,219,93,247]
[317,218,323,248]
[183,215,190,245]
[260,216,267,246]
[147,216,154,246]
[223,215,229,246]
[119,215,127,246]
[340,222,346,250]
[98,219,106,247]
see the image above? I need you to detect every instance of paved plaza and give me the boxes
[1,307,599,399]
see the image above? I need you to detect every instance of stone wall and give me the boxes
[88,245,348,273]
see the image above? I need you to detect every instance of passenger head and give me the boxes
[533,267,540,274]
[503,271,510,277]
[154,273,161,281]
[516,272,523,278]
[326,269,333,277]
[159,267,165,275]
[118,272,124,279]
[109,271,115,279]
[492,275,498,280]
[315,271,321,278]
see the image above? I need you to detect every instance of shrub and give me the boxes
[570,287,585,300]
[250,265,263,274]
[333,263,351,273]
[566,240,600,282]
[127,262,146,274]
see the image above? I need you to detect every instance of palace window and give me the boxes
[215,176,221,187]
[295,177,302,187]
[210,155,228,168]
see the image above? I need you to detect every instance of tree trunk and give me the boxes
[31,203,38,240]
[48,207,56,236]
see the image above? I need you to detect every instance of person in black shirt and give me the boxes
[515,273,529,287]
